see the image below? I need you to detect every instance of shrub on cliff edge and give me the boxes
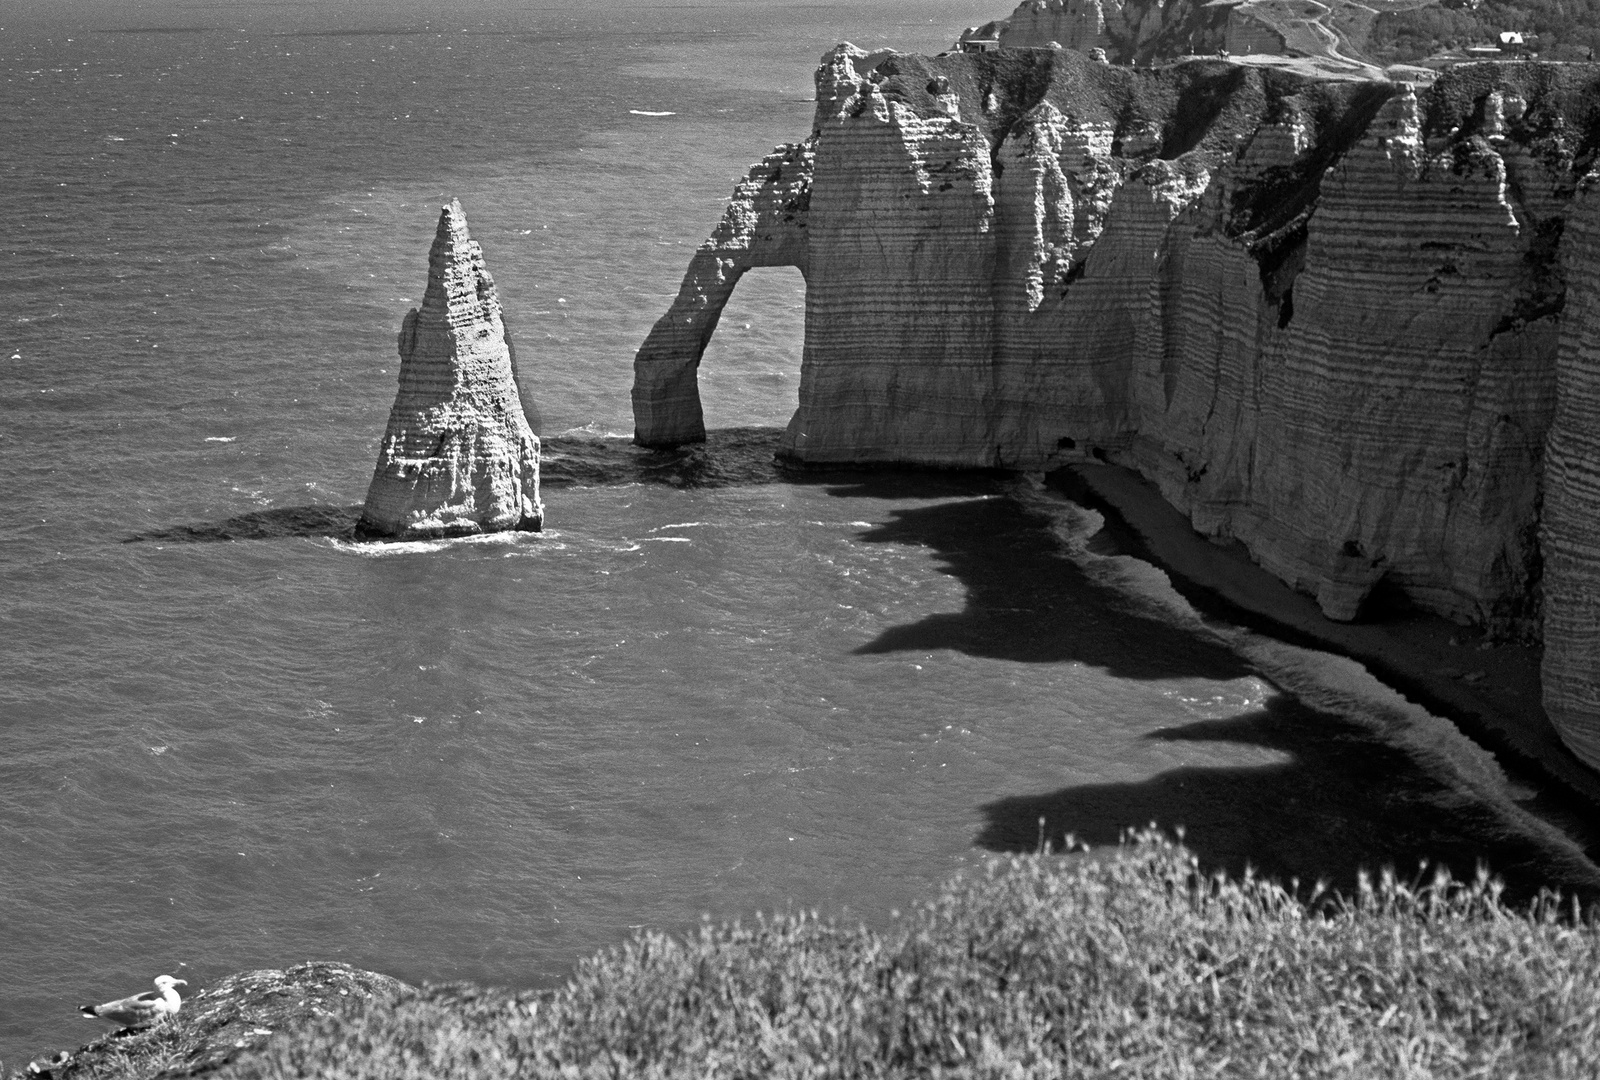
[204,831,1600,1079]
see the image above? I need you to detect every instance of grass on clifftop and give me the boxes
[211,831,1600,1080]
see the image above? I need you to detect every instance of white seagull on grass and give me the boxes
[79,975,187,1028]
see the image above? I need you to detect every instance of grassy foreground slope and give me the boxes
[205,833,1600,1080]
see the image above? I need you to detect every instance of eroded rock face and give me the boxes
[358,200,543,539]
[1544,178,1600,770]
[636,50,1600,768]
[783,65,999,464]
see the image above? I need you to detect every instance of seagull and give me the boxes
[79,975,187,1028]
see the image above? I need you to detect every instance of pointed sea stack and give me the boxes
[356,200,543,540]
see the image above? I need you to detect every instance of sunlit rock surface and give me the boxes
[358,200,543,540]
[636,49,1600,768]
[956,0,1381,74]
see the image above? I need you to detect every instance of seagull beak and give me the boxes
[174,979,188,986]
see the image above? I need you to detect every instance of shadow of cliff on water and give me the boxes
[124,504,363,543]
[977,696,1600,906]
[845,490,1253,683]
[541,427,792,489]
[835,486,1600,904]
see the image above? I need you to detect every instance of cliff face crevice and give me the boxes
[635,50,1600,769]
[358,201,543,540]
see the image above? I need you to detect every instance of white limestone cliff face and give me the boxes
[635,51,1600,767]
[1544,179,1600,770]
[781,80,999,464]
[358,200,543,540]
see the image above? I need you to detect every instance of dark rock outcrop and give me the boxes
[357,200,543,540]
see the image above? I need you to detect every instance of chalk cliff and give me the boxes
[357,200,543,540]
[634,48,1600,769]
[1544,178,1600,768]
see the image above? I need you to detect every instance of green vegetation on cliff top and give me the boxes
[37,833,1600,1080]
[1370,0,1600,60]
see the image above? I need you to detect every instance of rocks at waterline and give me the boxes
[356,200,543,540]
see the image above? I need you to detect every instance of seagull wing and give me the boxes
[79,989,168,1026]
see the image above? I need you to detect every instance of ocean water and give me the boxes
[0,0,1594,1067]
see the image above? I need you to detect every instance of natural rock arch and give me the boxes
[631,141,813,447]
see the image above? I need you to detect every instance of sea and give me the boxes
[2,0,1596,1067]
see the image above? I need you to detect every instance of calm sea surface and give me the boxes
[1,0,1594,1066]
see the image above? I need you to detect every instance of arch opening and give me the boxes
[696,265,808,431]
[631,138,815,447]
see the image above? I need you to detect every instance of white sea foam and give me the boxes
[556,422,632,439]
[326,530,540,557]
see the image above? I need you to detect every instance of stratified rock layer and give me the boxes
[1544,178,1600,768]
[636,49,1600,770]
[358,200,543,540]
